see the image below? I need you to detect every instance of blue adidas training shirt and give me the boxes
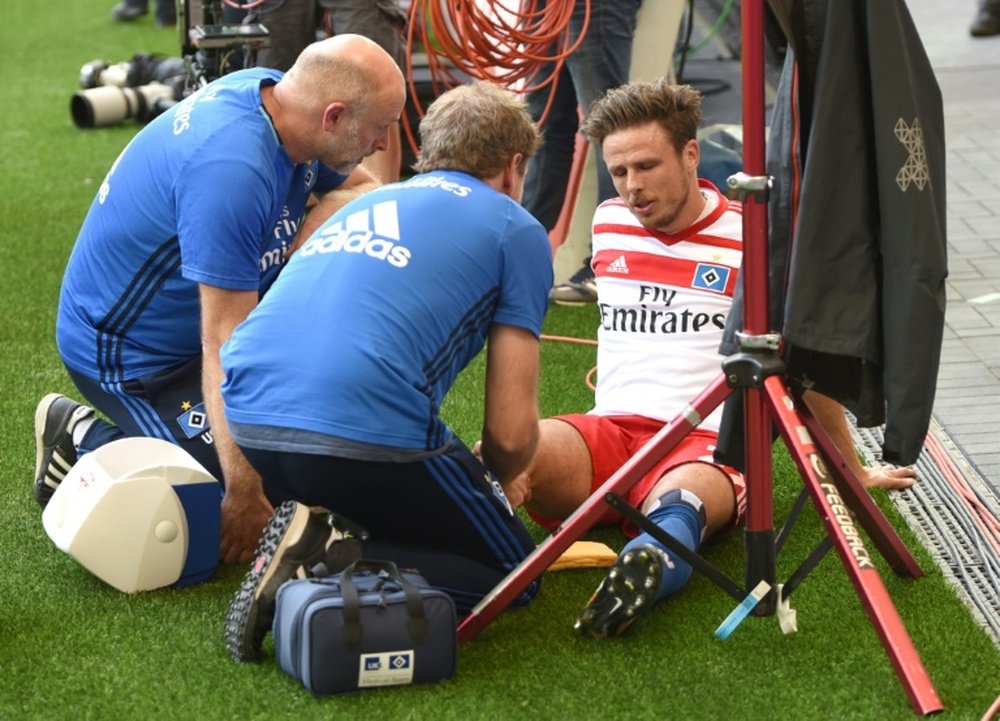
[57,68,347,383]
[221,170,553,457]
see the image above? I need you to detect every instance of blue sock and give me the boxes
[622,490,706,601]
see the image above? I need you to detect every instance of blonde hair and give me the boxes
[580,79,702,154]
[414,82,541,178]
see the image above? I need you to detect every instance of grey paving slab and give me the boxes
[936,358,1000,378]
[928,380,1000,398]
[905,0,1000,495]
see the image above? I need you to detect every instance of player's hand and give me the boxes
[860,464,917,491]
[219,487,274,564]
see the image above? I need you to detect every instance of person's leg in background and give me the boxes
[154,0,177,27]
[320,0,408,181]
[563,0,641,212]
[254,0,319,71]
[523,0,642,304]
[111,0,175,26]
[970,0,1000,36]
[522,60,581,233]
[111,0,149,22]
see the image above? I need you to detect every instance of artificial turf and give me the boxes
[1,2,997,718]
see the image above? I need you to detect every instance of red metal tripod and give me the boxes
[456,1,944,715]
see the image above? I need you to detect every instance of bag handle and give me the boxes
[339,559,428,646]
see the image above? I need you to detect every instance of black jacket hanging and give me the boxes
[719,0,947,466]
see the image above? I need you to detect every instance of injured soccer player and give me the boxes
[506,78,917,639]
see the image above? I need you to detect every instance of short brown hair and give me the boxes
[414,81,541,178]
[580,79,702,154]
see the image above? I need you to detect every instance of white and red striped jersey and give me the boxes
[589,180,743,432]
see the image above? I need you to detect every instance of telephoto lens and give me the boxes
[71,53,188,128]
[70,83,177,128]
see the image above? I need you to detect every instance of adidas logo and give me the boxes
[606,255,629,274]
[299,200,411,268]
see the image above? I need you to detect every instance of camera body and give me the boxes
[177,0,270,89]
[70,0,269,129]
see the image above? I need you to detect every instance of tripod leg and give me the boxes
[763,375,943,716]
[797,399,924,578]
[457,373,733,643]
[742,384,778,615]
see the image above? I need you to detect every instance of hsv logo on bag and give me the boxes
[357,650,415,687]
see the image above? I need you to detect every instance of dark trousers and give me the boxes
[67,356,223,483]
[241,438,540,614]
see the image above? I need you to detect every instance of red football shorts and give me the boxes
[528,414,747,538]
